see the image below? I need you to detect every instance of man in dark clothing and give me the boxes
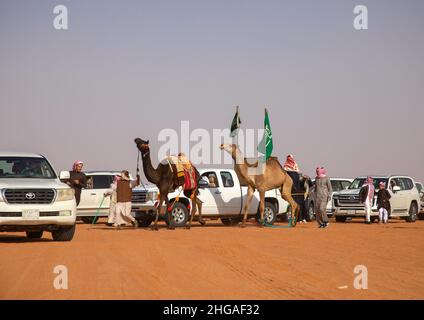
[67,160,87,206]
[377,182,391,224]
[287,171,307,223]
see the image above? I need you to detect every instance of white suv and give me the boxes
[0,153,77,241]
[77,171,133,223]
[333,175,420,223]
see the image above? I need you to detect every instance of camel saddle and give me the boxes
[164,155,197,191]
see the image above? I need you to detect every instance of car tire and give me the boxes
[81,217,96,224]
[221,216,243,226]
[370,216,379,223]
[256,201,277,225]
[136,216,154,227]
[406,203,418,223]
[164,202,189,228]
[26,231,43,239]
[51,225,76,241]
[335,216,347,223]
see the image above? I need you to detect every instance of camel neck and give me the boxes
[141,150,160,185]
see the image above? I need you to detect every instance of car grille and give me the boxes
[3,189,55,204]
[338,194,361,205]
[132,191,147,203]
[0,211,60,217]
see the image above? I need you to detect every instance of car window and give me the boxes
[0,157,56,179]
[349,178,388,190]
[331,181,342,192]
[92,175,113,189]
[402,178,414,190]
[201,172,219,188]
[220,171,234,188]
[390,178,406,191]
[416,183,423,193]
[341,181,351,190]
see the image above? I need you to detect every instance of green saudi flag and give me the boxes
[230,106,241,137]
[257,108,273,161]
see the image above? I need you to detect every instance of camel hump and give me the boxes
[162,154,193,172]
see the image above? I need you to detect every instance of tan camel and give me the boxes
[220,144,299,227]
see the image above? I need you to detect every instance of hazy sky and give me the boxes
[1,0,423,182]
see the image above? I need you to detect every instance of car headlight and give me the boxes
[146,191,158,202]
[56,188,75,201]
[0,189,4,202]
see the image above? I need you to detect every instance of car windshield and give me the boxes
[348,177,388,190]
[0,157,56,179]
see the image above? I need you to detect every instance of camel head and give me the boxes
[219,144,241,160]
[134,138,150,153]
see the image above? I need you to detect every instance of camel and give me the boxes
[220,144,299,227]
[134,138,205,230]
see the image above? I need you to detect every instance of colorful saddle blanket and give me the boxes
[164,155,197,190]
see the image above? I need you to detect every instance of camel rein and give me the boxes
[137,150,148,191]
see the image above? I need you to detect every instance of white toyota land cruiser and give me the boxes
[333,175,420,223]
[0,153,77,241]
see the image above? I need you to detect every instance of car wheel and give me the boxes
[136,216,154,227]
[26,231,43,239]
[164,202,189,228]
[370,216,379,223]
[81,217,96,224]
[221,216,243,226]
[406,203,418,223]
[51,225,76,241]
[335,216,347,223]
[256,201,277,225]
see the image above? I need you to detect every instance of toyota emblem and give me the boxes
[25,192,36,200]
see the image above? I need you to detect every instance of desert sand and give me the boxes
[1,218,423,300]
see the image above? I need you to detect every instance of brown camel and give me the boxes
[220,143,299,227]
[134,138,205,230]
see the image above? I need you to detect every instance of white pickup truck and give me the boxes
[0,152,77,241]
[131,168,290,227]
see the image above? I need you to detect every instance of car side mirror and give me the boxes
[198,180,209,188]
[59,171,70,180]
[392,186,401,192]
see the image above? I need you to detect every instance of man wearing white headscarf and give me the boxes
[359,176,375,224]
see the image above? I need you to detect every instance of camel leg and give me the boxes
[241,186,255,228]
[153,196,164,231]
[187,193,198,229]
[165,197,175,230]
[281,184,299,227]
[196,197,206,226]
[258,189,265,227]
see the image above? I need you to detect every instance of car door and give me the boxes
[78,175,99,210]
[218,171,244,215]
[197,171,220,215]
[401,178,415,212]
[389,178,408,214]
[91,174,113,211]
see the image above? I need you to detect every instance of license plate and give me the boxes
[22,209,40,220]
[347,210,356,215]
